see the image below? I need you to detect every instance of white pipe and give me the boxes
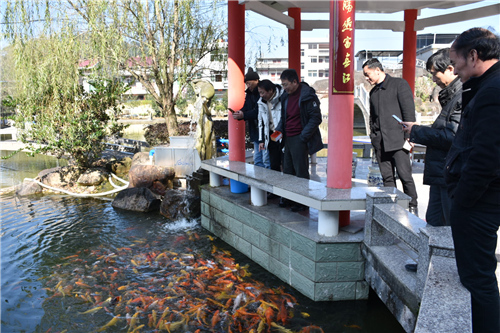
[24,173,129,198]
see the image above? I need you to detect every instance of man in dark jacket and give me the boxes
[444,28,500,333]
[276,69,323,212]
[363,58,418,214]
[232,67,264,167]
[402,48,462,226]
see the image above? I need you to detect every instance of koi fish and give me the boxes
[271,322,294,332]
[211,309,220,328]
[97,314,121,332]
[344,324,362,329]
[75,281,92,288]
[61,254,79,260]
[78,306,103,315]
[128,311,139,331]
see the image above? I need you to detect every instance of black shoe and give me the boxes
[291,204,308,212]
[267,192,278,199]
[409,206,418,216]
[405,263,418,272]
[279,197,289,208]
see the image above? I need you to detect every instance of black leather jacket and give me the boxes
[445,61,500,207]
[410,77,462,186]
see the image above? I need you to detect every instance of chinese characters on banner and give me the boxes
[332,0,355,94]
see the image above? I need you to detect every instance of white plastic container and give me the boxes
[154,145,201,177]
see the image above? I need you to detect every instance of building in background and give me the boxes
[256,33,460,85]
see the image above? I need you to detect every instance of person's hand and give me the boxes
[259,143,265,151]
[232,110,244,120]
[401,121,417,133]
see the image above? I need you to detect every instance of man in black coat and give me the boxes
[402,48,462,226]
[363,58,418,213]
[444,28,500,333]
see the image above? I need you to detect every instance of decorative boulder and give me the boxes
[111,187,161,212]
[128,164,175,192]
[160,189,201,220]
[77,168,108,186]
[38,166,83,188]
[131,152,151,166]
[109,157,132,176]
[16,179,43,196]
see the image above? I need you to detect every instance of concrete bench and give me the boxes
[201,156,410,237]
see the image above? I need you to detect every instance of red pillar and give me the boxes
[328,0,356,226]
[227,1,246,162]
[288,8,301,79]
[402,9,417,95]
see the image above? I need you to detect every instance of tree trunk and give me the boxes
[165,102,179,137]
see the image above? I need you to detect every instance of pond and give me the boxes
[0,152,404,333]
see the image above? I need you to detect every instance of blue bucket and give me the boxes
[230,179,248,193]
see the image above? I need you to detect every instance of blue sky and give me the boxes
[246,1,500,58]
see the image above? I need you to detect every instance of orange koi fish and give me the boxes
[211,309,220,328]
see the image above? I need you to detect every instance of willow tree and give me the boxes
[2,1,129,167]
[67,0,226,136]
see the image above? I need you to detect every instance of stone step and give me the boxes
[364,243,421,313]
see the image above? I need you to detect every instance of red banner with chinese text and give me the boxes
[332,0,355,94]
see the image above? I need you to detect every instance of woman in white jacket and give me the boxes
[257,80,284,171]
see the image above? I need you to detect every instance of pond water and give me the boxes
[0,152,404,333]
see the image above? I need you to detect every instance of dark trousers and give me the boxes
[283,135,309,180]
[450,200,500,333]
[268,139,283,172]
[426,185,451,226]
[375,148,418,208]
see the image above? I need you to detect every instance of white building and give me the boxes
[256,38,330,86]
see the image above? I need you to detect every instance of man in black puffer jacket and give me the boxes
[402,48,462,226]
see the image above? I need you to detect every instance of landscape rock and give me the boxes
[38,166,83,188]
[131,152,151,166]
[160,189,200,220]
[109,157,132,176]
[77,168,108,186]
[16,179,43,196]
[128,164,175,192]
[111,187,161,212]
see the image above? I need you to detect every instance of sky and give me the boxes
[245,0,500,59]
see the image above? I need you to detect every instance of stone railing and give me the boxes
[363,192,472,333]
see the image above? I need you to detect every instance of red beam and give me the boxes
[288,7,301,79]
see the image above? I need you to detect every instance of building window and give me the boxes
[308,44,317,49]
[301,51,304,56]
[308,70,317,77]
[301,63,304,69]
[310,57,317,63]
[319,72,324,77]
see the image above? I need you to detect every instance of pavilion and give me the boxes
[226,0,500,227]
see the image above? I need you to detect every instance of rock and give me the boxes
[131,152,151,166]
[109,157,132,176]
[111,187,161,212]
[16,179,43,196]
[77,168,108,186]
[160,189,200,220]
[38,166,83,188]
[128,164,175,191]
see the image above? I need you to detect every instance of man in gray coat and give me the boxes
[363,58,418,214]
[402,48,462,226]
